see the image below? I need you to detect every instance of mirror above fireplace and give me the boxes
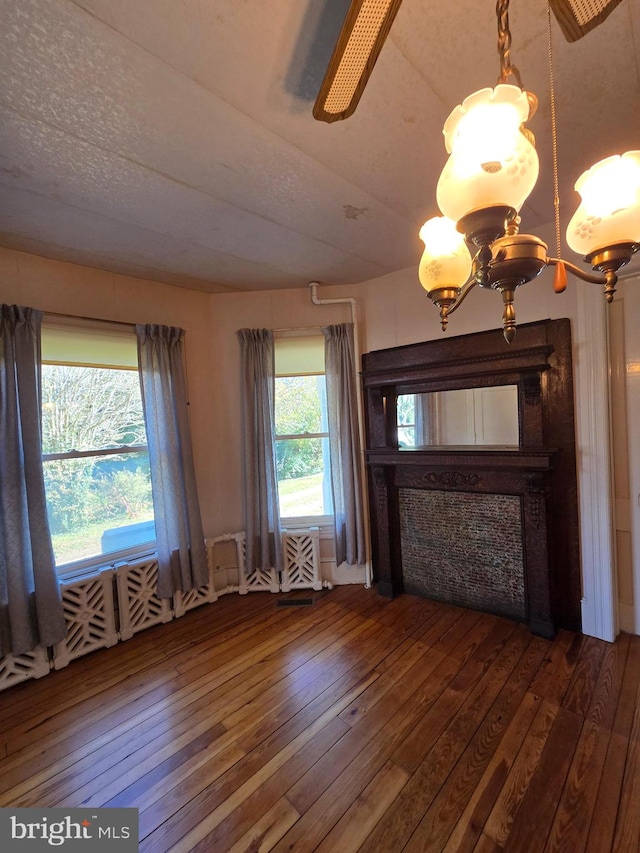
[397,385,519,448]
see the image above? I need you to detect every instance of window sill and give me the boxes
[56,542,157,584]
[281,515,334,532]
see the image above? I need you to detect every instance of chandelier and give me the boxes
[418,0,640,343]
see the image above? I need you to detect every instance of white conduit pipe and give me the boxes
[308,282,373,589]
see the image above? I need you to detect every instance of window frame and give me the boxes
[274,336,333,525]
[40,326,158,578]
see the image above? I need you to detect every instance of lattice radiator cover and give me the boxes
[53,570,119,669]
[237,532,279,594]
[0,646,50,692]
[281,528,322,591]
[173,562,218,617]
[116,557,173,640]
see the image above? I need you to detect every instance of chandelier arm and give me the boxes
[546,256,607,285]
[444,275,478,317]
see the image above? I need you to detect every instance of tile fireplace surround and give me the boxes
[399,488,526,622]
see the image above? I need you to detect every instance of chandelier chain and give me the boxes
[496,0,522,87]
[547,2,561,260]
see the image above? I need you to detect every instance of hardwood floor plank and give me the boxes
[274,652,466,851]
[500,706,583,852]
[583,634,640,853]
[585,731,629,853]
[448,614,500,664]
[143,674,371,853]
[612,633,640,738]
[473,832,503,852]
[586,632,631,729]
[133,659,382,829]
[185,718,350,853]
[360,627,532,853]
[404,636,549,852]
[384,594,442,629]
[430,609,484,658]
[0,589,635,853]
[286,645,449,817]
[543,720,610,852]
[412,604,467,647]
[562,635,606,717]
[612,681,640,853]
[0,598,342,761]
[529,630,584,706]
[337,638,430,725]
[0,589,278,735]
[137,618,405,842]
[314,760,409,852]
[373,593,427,629]
[227,797,300,853]
[390,622,518,776]
[5,603,377,806]
[443,691,542,853]
[483,698,559,847]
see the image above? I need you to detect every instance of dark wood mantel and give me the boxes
[361,319,581,637]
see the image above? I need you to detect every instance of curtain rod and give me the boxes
[42,310,136,329]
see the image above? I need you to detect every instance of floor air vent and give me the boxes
[277,598,314,607]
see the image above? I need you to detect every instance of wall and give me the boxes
[0,245,622,638]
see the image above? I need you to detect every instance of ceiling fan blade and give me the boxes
[549,0,624,42]
[313,0,404,123]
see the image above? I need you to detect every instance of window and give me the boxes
[397,393,417,447]
[274,335,333,519]
[40,321,156,572]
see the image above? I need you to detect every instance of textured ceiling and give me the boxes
[0,0,638,293]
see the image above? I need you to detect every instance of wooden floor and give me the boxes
[0,586,638,852]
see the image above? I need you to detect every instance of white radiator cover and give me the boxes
[0,646,50,691]
[281,527,322,591]
[237,532,280,594]
[115,556,173,640]
[237,529,323,593]
[174,560,218,617]
[53,570,119,669]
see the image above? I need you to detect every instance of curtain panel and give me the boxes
[136,324,207,599]
[237,329,282,574]
[0,304,66,657]
[415,392,441,446]
[322,323,366,567]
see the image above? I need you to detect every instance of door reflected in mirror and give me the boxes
[397,385,519,447]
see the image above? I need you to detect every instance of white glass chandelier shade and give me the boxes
[436,84,539,223]
[418,216,472,294]
[566,151,640,256]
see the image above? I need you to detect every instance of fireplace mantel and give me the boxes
[361,319,581,637]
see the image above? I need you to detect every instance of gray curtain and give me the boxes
[322,323,366,566]
[136,324,207,599]
[415,392,440,446]
[0,305,66,657]
[237,329,282,574]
